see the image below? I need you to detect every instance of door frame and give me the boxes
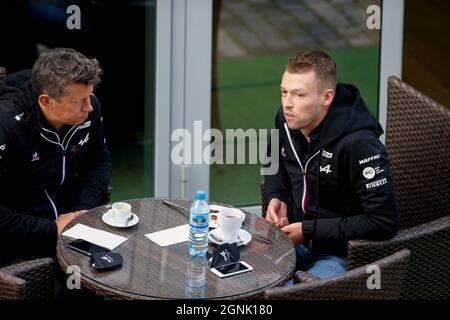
[154,0,213,199]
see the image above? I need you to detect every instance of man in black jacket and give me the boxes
[264,50,399,278]
[0,48,111,265]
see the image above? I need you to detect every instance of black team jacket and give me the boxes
[265,83,399,257]
[0,70,111,262]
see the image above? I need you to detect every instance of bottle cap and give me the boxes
[196,190,206,200]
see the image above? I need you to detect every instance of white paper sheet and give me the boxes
[145,224,189,247]
[62,223,128,250]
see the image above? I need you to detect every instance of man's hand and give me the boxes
[282,222,304,246]
[265,198,289,228]
[55,210,87,235]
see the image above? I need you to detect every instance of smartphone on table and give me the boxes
[67,239,109,257]
[210,261,253,278]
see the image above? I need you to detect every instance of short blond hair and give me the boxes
[286,50,337,91]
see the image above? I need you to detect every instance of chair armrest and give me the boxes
[0,257,55,300]
[0,272,26,299]
[0,67,6,80]
[348,214,450,269]
[294,271,319,283]
[1,257,55,278]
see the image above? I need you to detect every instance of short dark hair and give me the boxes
[286,50,337,91]
[32,48,102,99]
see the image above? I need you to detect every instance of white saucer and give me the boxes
[102,210,139,228]
[208,228,252,246]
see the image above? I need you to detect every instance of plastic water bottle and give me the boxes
[185,255,207,299]
[188,190,210,256]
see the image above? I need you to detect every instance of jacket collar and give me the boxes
[25,82,76,142]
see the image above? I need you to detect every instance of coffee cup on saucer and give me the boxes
[110,202,132,224]
[220,208,245,243]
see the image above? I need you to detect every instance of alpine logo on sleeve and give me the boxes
[78,133,90,146]
[320,164,332,174]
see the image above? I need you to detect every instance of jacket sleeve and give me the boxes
[0,122,57,251]
[71,95,112,210]
[302,134,399,248]
[264,108,290,205]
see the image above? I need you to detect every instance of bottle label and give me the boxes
[190,214,209,228]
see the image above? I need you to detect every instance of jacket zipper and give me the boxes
[302,150,320,213]
[284,123,320,214]
[37,120,79,219]
[45,189,58,219]
[40,125,80,186]
[39,125,81,216]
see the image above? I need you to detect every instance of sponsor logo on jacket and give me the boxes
[320,164,332,174]
[359,154,381,165]
[366,177,387,189]
[31,152,40,162]
[322,150,333,159]
[78,121,91,129]
[78,133,90,146]
[15,112,24,121]
[363,166,375,179]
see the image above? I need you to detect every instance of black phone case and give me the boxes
[67,239,109,257]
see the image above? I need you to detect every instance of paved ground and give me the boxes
[217,0,381,58]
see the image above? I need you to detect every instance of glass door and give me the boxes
[210,0,382,208]
[0,0,156,201]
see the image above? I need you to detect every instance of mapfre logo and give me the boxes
[359,154,381,165]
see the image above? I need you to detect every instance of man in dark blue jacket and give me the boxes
[0,48,111,265]
[264,50,399,278]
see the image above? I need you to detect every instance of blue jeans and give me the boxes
[295,245,348,278]
[286,245,348,285]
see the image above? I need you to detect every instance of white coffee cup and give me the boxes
[110,202,132,224]
[220,208,245,243]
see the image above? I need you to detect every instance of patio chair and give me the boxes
[0,257,55,300]
[347,76,450,299]
[264,249,410,300]
[0,67,6,79]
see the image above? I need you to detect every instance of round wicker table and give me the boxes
[57,198,295,300]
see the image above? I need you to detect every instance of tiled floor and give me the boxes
[217,0,380,58]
